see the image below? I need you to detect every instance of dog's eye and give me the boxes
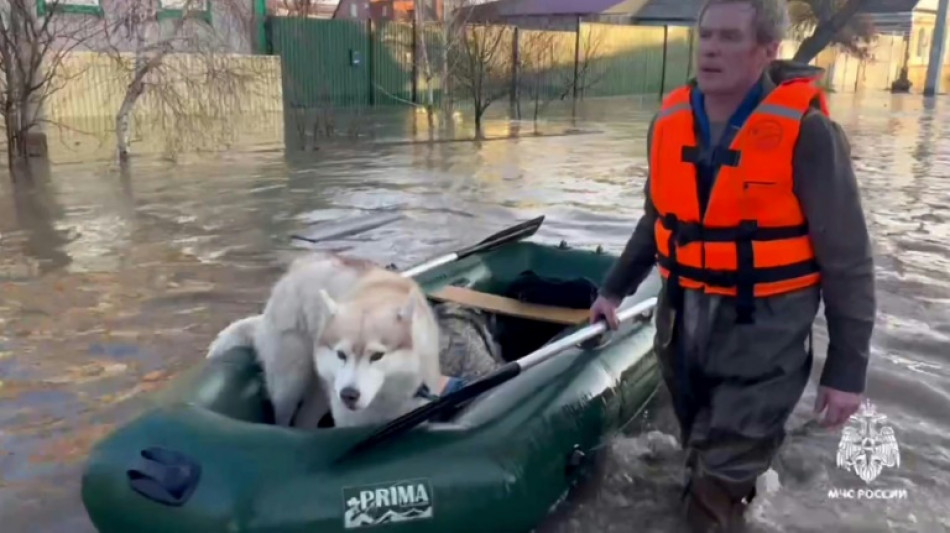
[336,350,347,361]
[369,351,385,362]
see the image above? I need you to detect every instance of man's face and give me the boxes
[696,2,778,95]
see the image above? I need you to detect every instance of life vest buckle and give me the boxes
[736,220,758,240]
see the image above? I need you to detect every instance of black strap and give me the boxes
[735,220,757,324]
[680,145,741,167]
[656,254,819,288]
[664,215,684,310]
[659,216,809,246]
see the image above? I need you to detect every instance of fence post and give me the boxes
[254,0,268,54]
[510,27,520,119]
[412,16,419,104]
[659,25,669,99]
[368,18,376,107]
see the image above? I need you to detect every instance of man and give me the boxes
[589,0,876,531]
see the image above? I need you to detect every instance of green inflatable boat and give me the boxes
[81,216,662,533]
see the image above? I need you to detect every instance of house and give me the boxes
[369,0,443,21]
[41,0,261,54]
[858,0,950,89]
[267,0,373,19]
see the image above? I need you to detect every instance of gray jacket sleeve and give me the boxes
[600,116,659,300]
[793,110,876,394]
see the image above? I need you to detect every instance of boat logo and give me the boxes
[342,478,434,529]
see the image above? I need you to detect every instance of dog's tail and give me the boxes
[206,315,262,359]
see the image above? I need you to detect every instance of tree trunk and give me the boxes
[792,0,869,64]
[414,0,436,129]
[115,84,143,162]
[474,108,483,139]
[440,22,454,128]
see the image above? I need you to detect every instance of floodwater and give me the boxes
[0,92,948,532]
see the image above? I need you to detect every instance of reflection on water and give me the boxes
[0,93,948,532]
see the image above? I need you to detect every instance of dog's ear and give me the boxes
[397,288,422,322]
[319,289,339,316]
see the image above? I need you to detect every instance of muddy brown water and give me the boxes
[0,93,947,532]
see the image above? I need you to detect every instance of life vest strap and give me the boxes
[680,145,741,167]
[656,254,820,288]
[660,214,810,246]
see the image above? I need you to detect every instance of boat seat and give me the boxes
[427,285,589,325]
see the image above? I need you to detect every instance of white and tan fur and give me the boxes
[315,268,441,428]
[206,251,380,428]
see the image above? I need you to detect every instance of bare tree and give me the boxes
[516,29,562,126]
[102,0,261,162]
[414,0,436,128]
[788,0,875,64]
[516,24,606,131]
[0,0,103,176]
[450,23,514,138]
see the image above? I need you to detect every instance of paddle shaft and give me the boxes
[515,296,657,373]
[400,216,544,278]
[339,296,658,460]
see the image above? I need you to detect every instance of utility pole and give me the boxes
[924,0,950,96]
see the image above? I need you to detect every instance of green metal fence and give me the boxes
[266,16,696,111]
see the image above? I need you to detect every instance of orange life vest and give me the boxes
[650,79,826,323]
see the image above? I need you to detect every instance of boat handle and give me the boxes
[127,446,202,507]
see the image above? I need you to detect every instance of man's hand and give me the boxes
[814,385,863,430]
[589,295,621,330]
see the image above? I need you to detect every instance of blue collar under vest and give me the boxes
[690,80,764,149]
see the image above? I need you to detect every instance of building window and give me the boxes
[36,0,104,17]
[351,3,358,17]
[917,27,929,59]
[158,0,212,23]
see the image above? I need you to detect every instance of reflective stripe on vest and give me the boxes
[649,80,825,323]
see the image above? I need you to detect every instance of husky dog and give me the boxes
[315,268,445,427]
[206,251,379,427]
[208,252,505,429]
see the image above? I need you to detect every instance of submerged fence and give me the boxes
[266,17,697,113]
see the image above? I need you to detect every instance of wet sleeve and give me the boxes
[793,111,876,394]
[600,117,659,300]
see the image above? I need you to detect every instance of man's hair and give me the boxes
[698,0,790,44]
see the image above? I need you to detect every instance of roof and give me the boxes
[464,0,624,17]
[462,0,704,20]
[462,0,922,24]
[604,0,702,21]
[857,0,920,13]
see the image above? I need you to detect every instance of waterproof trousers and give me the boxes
[652,282,819,532]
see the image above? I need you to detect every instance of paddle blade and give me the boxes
[336,363,521,462]
[456,215,545,258]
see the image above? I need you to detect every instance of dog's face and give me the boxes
[315,289,425,412]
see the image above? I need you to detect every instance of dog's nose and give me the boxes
[340,387,360,408]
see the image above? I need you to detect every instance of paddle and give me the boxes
[290,212,404,244]
[289,213,545,278]
[337,296,659,461]
[400,215,545,277]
